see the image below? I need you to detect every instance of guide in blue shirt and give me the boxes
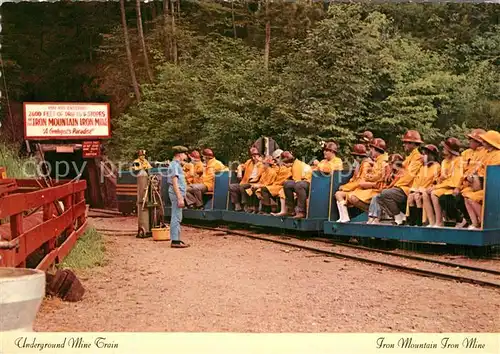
[167,145,190,248]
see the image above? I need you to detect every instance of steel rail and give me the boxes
[87,209,500,278]
[188,224,500,290]
[295,235,500,276]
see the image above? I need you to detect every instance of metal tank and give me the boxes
[0,267,46,332]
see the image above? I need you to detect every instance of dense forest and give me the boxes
[0,1,499,163]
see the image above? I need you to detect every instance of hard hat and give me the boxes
[442,137,461,156]
[189,150,201,159]
[280,151,294,163]
[323,142,338,153]
[359,131,374,143]
[202,148,214,158]
[370,138,387,152]
[272,149,283,160]
[351,144,367,157]
[402,130,423,144]
[479,130,500,150]
[421,144,439,156]
[467,128,486,143]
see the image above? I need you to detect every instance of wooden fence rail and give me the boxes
[0,179,88,271]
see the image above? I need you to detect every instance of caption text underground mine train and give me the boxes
[116,132,500,248]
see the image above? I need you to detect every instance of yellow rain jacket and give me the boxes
[340,158,372,192]
[183,161,204,185]
[250,166,278,198]
[392,148,423,196]
[463,149,500,203]
[266,165,292,197]
[132,157,152,171]
[432,156,464,197]
[349,153,388,203]
[314,157,343,174]
[240,159,264,185]
[278,160,313,199]
[201,158,227,192]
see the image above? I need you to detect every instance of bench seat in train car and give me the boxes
[324,165,500,247]
[222,170,353,232]
[163,171,230,221]
[116,167,169,215]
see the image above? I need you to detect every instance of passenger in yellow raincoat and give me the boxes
[261,150,292,214]
[463,130,500,229]
[377,130,423,225]
[421,138,463,227]
[185,148,227,209]
[337,144,371,193]
[405,144,441,226]
[337,138,388,222]
[311,142,344,174]
[272,151,312,218]
[449,129,487,228]
[229,147,263,212]
[132,150,152,171]
[246,156,277,214]
[182,150,204,185]
[367,154,405,224]
[335,144,371,221]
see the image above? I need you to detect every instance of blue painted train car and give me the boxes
[116,167,169,215]
[222,170,352,231]
[323,165,500,246]
[163,171,230,221]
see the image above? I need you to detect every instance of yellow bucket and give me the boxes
[152,227,169,241]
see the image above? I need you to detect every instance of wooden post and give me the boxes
[9,213,23,267]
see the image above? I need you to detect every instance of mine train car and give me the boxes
[118,166,500,247]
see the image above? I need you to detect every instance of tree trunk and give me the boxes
[231,0,237,38]
[163,0,171,60]
[264,0,270,71]
[177,0,181,19]
[151,1,157,21]
[136,0,154,82]
[120,0,141,102]
[171,0,178,64]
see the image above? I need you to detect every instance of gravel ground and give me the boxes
[34,217,500,332]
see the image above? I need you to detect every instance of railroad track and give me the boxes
[188,224,500,290]
[88,209,500,290]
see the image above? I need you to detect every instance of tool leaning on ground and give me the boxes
[137,172,168,239]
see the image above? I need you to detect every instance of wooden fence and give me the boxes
[0,178,88,271]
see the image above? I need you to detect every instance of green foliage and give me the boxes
[0,143,37,178]
[113,3,500,161]
[2,1,500,162]
[59,227,107,270]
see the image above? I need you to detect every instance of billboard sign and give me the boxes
[24,102,111,140]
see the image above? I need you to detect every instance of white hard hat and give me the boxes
[272,149,283,159]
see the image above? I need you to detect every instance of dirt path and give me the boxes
[34,217,500,332]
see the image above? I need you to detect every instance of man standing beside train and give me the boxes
[167,146,190,248]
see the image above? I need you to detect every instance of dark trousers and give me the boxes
[283,180,310,213]
[185,183,208,208]
[439,194,470,223]
[377,187,407,217]
[260,187,277,207]
[229,183,251,205]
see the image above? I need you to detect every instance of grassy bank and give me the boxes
[59,227,107,269]
[0,143,36,178]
